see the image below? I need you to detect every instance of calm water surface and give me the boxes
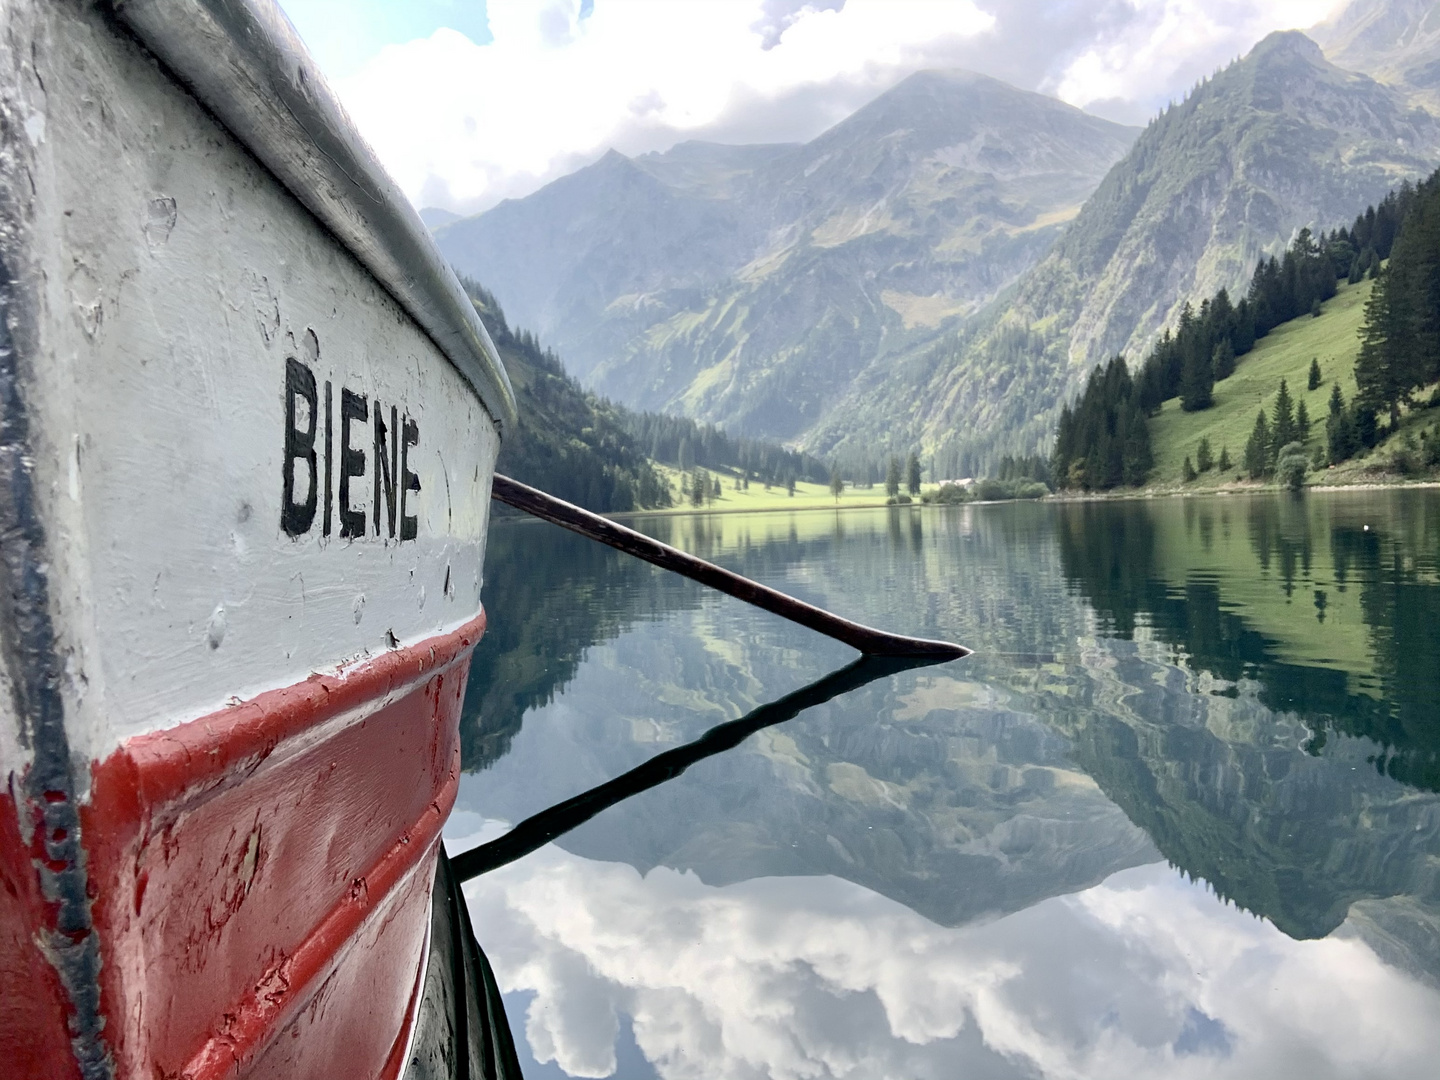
[447,491,1440,1079]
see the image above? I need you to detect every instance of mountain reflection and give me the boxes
[1056,494,1440,792]
[461,495,1440,1076]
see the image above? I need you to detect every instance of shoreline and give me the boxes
[495,477,1440,527]
[1045,478,1440,503]
[615,477,1440,517]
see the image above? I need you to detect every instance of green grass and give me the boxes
[1149,279,1371,488]
[1148,277,1440,489]
[638,463,899,515]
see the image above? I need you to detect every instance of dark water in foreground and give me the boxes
[447,491,1440,1079]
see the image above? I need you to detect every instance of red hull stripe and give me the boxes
[0,790,82,1080]
[78,611,486,1080]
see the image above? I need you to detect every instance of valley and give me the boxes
[433,0,1440,503]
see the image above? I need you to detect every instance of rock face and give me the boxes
[437,28,1440,470]
[435,71,1137,440]
[1315,0,1440,111]
[807,31,1440,470]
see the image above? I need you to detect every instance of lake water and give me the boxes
[446,491,1440,1079]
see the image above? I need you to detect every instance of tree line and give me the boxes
[463,280,672,513]
[1351,169,1440,434]
[617,410,829,488]
[1051,357,1153,491]
[1053,173,1423,490]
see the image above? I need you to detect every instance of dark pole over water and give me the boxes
[491,474,970,660]
[452,654,939,882]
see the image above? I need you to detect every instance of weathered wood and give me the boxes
[491,474,970,660]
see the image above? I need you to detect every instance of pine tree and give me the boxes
[1218,446,1232,472]
[1326,384,1358,463]
[1196,437,1214,473]
[1183,456,1197,482]
[1308,357,1322,390]
[1180,333,1215,411]
[829,468,843,503]
[1212,339,1236,381]
[1054,357,1152,489]
[1296,398,1310,439]
[906,453,922,496]
[885,457,901,498]
[1244,411,1270,478]
[1270,379,1296,462]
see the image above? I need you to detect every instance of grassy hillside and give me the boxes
[807,31,1440,474]
[1148,276,1440,487]
[1149,278,1371,484]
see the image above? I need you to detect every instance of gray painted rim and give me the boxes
[110,0,517,433]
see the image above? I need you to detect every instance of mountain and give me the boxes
[418,206,460,230]
[435,71,1138,441]
[461,282,671,514]
[1315,0,1440,110]
[807,31,1440,473]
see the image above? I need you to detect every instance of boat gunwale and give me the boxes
[108,0,517,433]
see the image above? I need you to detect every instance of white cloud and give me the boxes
[1049,0,1347,124]
[456,836,1440,1080]
[329,0,994,213]
[306,0,1350,214]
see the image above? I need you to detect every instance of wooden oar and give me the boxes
[491,474,970,660]
[451,654,935,881]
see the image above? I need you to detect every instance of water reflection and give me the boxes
[455,494,1440,1077]
[450,839,1440,1080]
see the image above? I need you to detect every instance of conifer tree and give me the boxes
[829,468,843,503]
[1270,379,1296,462]
[1212,339,1236,381]
[1244,411,1270,478]
[1218,446,1233,472]
[1196,437,1214,473]
[1326,384,1357,463]
[906,453,922,496]
[885,457,901,498]
[1308,358,1322,390]
[1180,332,1215,411]
[1296,398,1310,439]
[1183,456,1197,482]
[1053,357,1152,489]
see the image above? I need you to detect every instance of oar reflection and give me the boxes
[452,653,948,882]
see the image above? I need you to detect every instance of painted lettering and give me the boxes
[281,358,318,536]
[282,355,422,542]
[374,403,398,538]
[323,379,333,537]
[400,416,420,542]
[339,388,367,538]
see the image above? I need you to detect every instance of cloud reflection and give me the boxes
[452,833,1440,1079]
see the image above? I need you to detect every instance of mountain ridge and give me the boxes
[436,69,1139,440]
[805,30,1440,473]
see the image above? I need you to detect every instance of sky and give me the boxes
[446,825,1440,1080]
[277,0,1351,216]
